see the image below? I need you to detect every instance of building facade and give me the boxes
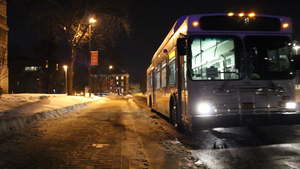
[0,1,8,93]
[9,58,65,94]
[95,73,130,96]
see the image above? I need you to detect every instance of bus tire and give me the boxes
[148,96,152,108]
[170,97,184,131]
[149,96,155,112]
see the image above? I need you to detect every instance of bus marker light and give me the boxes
[248,13,255,17]
[228,12,234,16]
[193,21,199,27]
[283,23,289,28]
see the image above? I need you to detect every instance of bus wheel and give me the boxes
[170,98,179,126]
[149,96,155,112]
[170,97,184,131]
[171,104,177,126]
[148,96,152,108]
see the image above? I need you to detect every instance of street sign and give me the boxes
[90,51,98,65]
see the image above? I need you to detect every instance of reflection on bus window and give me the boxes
[155,64,161,89]
[168,61,176,85]
[245,36,293,80]
[190,36,244,80]
[161,67,167,87]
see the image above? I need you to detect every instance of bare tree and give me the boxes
[28,0,131,95]
[0,47,8,94]
[0,0,6,5]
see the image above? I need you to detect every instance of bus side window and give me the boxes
[156,64,161,89]
[168,61,176,86]
[161,60,167,87]
[148,73,153,87]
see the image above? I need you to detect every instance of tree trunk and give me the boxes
[99,77,104,96]
[93,75,98,96]
[67,46,77,95]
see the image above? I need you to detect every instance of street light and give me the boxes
[89,18,96,24]
[63,65,68,94]
[109,65,113,73]
[89,18,96,97]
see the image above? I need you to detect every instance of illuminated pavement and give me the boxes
[0,99,148,168]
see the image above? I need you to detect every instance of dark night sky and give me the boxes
[118,0,300,83]
[7,0,300,86]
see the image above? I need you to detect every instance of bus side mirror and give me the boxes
[177,38,186,56]
[292,55,300,71]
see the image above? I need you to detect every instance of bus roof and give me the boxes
[150,13,292,64]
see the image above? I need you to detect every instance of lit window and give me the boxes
[121,81,124,86]
[116,76,119,80]
[121,76,124,80]
[25,66,39,71]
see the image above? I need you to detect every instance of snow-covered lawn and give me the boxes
[0,93,107,133]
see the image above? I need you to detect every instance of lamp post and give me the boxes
[63,65,68,94]
[89,18,96,97]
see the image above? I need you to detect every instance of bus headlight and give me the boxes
[197,102,214,115]
[286,102,296,109]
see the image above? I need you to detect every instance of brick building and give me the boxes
[93,73,130,96]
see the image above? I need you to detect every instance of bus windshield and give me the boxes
[245,36,293,80]
[189,35,245,80]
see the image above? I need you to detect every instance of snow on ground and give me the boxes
[0,93,108,133]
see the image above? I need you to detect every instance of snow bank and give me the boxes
[0,94,107,133]
[104,92,135,99]
[159,140,205,168]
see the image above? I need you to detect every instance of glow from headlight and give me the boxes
[197,102,213,115]
[286,102,296,109]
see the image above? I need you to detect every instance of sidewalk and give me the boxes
[0,94,105,133]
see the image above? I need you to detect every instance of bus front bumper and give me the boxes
[191,113,300,129]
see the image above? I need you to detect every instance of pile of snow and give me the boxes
[106,92,125,99]
[0,94,107,133]
[159,140,205,169]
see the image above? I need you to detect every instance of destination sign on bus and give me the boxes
[200,16,281,31]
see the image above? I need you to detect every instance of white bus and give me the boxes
[147,13,299,131]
